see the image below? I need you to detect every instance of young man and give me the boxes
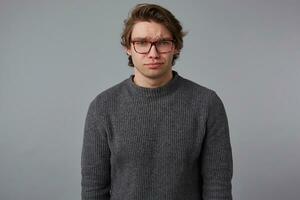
[81,3,233,200]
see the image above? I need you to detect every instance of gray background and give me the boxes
[1,0,299,199]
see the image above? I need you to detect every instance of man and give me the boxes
[81,3,233,200]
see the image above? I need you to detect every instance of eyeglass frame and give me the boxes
[130,39,175,54]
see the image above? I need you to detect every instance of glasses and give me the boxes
[131,39,174,54]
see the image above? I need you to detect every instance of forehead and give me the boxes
[131,21,172,40]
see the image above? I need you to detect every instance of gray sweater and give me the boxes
[81,71,233,200]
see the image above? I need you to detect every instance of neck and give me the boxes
[133,70,173,88]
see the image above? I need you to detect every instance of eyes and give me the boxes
[131,38,175,54]
[135,41,148,46]
[134,40,173,47]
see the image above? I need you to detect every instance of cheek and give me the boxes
[131,54,143,62]
[164,54,175,63]
[131,54,144,65]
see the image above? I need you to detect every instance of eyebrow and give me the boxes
[131,37,173,41]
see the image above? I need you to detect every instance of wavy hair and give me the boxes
[121,3,187,67]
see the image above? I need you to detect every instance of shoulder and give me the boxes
[179,76,218,101]
[178,76,227,117]
[178,76,227,112]
[88,78,128,112]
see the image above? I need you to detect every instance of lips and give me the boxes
[145,62,163,68]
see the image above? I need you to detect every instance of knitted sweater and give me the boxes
[81,71,233,200]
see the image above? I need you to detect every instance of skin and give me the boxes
[126,21,179,88]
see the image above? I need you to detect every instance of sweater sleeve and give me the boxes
[200,92,233,200]
[81,99,111,200]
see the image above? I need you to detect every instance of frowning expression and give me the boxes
[126,21,178,80]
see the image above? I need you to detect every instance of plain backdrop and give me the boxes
[1,0,299,199]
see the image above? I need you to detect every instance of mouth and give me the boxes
[145,62,164,68]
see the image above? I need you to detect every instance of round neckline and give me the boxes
[126,70,181,99]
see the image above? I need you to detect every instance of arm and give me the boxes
[81,99,111,200]
[200,92,233,200]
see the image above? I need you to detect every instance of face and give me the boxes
[126,21,178,83]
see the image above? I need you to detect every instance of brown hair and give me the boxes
[121,3,187,67]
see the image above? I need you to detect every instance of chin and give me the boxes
[145,69,172,78]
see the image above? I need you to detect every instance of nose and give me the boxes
[147,44,159,58]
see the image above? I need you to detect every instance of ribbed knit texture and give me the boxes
[81,71,233,200]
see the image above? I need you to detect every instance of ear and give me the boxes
[124,47,132,56]
[174,48,180,55]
